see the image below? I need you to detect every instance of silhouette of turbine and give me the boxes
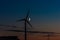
[16,9,32,40]
[42,32,54,40]
[42,32,60,40]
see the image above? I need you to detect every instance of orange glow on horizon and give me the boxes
[0,31,60,40]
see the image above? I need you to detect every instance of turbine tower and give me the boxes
[16,9,32,40]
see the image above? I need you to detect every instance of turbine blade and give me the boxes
[5,29,42,33]
[26,9,30,19]
[16,19,25,22]
[55,33,60,34]
[26,20,32,27]
[6,30,24,32]
[43,35,60,37]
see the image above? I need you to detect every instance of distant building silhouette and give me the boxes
[0,36,19,40]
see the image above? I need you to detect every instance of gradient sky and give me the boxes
[0,0,60,32]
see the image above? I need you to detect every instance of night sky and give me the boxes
[0,0,60,32]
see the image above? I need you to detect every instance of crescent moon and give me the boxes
[29,18,31,21]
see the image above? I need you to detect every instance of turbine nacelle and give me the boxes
[17,9,32,27]
[25,17,31,22]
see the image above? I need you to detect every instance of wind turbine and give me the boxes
[41,32,54,40]
[42,32,60,40]
[16,9,32,40]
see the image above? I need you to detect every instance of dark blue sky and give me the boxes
[0,0,60,32]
